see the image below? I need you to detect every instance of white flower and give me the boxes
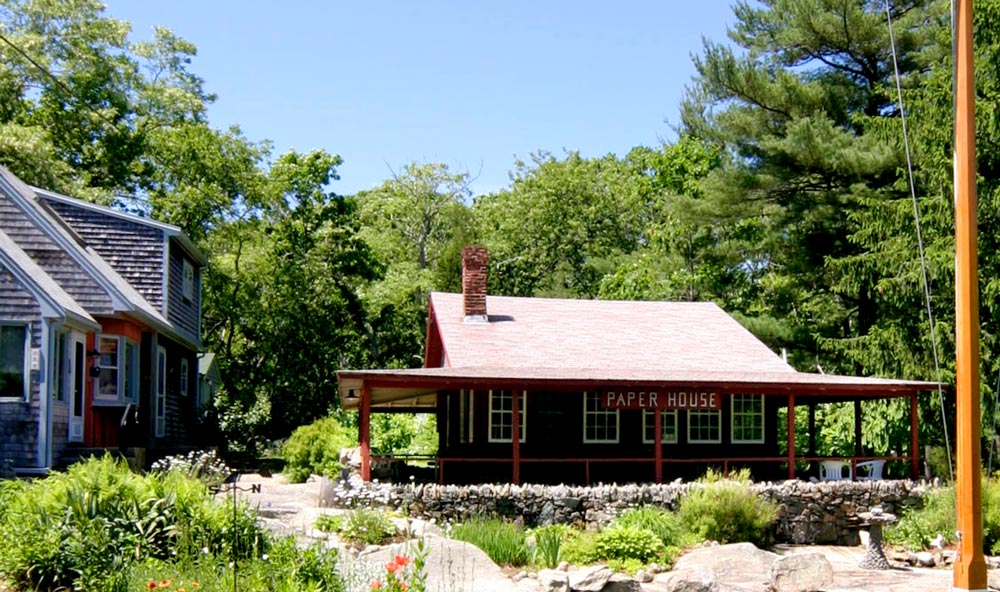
[202,546,210,554]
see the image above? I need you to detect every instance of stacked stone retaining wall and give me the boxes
[322,478,931,546]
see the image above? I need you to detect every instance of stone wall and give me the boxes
[322,478,930,546]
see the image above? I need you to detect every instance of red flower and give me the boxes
[146,582,158,590]
[394,555,411,566]
[371,581,383,590]
[386,561,401,573]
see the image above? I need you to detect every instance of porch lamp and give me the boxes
[87,349,101,378]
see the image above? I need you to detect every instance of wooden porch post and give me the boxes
[787,395,796,479]
[807,403,816,458]
[853,400,863,458]
[359,386,371,482]
[512,390,521,485]
[654,408,663,483]
[910,393,920,480]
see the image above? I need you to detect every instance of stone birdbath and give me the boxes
[858,505,898,570]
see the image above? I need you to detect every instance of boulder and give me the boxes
[538,569,570,592]
[915,551,936,568]
[568,564,613,591]
[672,542,777,585]
[769,553,833,592]
[652,566,719,592]
[602,573,642,592]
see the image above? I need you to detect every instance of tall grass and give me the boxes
[450,518,530,566]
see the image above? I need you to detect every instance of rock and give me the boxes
[635,570,653,583]
[916,552,936,568]
[769,553,833,592]
[558,561,570,572]
[360,535,512,592]
[672,542,777,586]
[602,573,642,592]
[988,569,1000,592]
[652,566,719,592]
[538,569,570,592]
[568,564,613,591]
[513,570,528,582]
[942,550,957,565]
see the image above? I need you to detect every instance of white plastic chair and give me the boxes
[819,460,852,481]
[856,459,886,481]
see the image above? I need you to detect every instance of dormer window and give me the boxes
[182,259,194,301]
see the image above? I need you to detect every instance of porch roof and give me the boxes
[337,366,941,409]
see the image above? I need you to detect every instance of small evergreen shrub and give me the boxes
[594,525,665,563]
[281,416,356,483]
[339,508,398,546]
[450,518,530,566]
[678,468,778,546]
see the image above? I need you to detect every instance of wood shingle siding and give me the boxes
[166,243,200,339]
[0,195,113,313]
[42,199,165,310]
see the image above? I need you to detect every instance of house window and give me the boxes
[0,324,28,399]
[52,330,68,402]
[96,336,139,403]
[642,410,678,444]
[488,390,525,443]
[688,410,721,443]
[155,346,167,437]
[180,358,189,397]
[583,392,619,443]
[732,394,765,444]
[459,389,474,444]
[182,259,195,301]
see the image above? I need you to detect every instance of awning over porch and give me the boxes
[337,365,942,409]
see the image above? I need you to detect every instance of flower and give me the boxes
[159,580,172,588]
[146,582,158,590]
[394,555,411,566]
[386,561,401,574]
[371,581,383,590]
[192,583,200,589]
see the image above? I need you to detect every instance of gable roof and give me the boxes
[428,292,795,374]
[0,228,99,330]
[338,292,940,408]
[0,166,198,349]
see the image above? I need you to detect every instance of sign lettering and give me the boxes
[601,389,720,410]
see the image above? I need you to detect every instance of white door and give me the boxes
[68,335,85,442]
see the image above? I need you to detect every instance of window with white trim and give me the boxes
[488,390,525,443]
[96,335,139,403]
[642,410,678,444]
[155,346,167,437]
[182,259,195,301]
[583,392,619,443]
[0,324,28,399]
[731,394,765,444]
[51,330,68,402]
[688,410,721,443]
[459,389,474,444]
[180,358,189,397]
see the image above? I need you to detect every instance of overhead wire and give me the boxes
[883,0,954,481]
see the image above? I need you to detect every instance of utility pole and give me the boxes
[953,0,987,588]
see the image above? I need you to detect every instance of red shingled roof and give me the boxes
[429,292,795,374]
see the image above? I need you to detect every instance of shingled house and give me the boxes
[338,246,937,485]
[0,166,208,473]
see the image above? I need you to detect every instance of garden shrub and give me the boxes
[151,449,232,488]
[315,513,345,533]
[594,525,665,563]
[0,455,268,592]
[559,529,600,565]
[281,415,356,483]
[886,486,955,550]
[678,468,778,546]
[339,508,398,546]
[450,518,530,566]
[612,505,687,547]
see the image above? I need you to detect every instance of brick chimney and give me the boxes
[462,245,488,322]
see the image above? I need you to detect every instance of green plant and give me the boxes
[594,525,665,563]
[450,518,530,566]
[281,416,356,483]
[886,486,955,550]
[612,506,686,547]
[315,513,345,533]
[559,529,599,565]
[531,524,567,568]
[678,470,778,546]
[0,456,269,592]
[151,449,233,488]
[339,508,398,546]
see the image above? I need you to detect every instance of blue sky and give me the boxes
[106,1,735,196]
